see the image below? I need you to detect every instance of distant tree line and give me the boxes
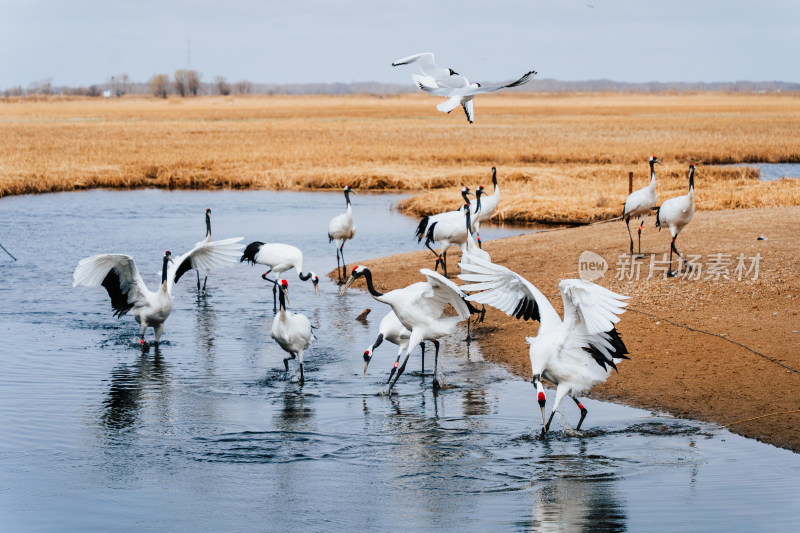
[4,72,800,98]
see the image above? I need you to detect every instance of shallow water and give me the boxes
[1,189,798,531]
[724,162,800,180]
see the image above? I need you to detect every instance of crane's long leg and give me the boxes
[335,246,342,284]
[339,242,347,283]
[298,349,305,384]
[388,331,425,392]
[420,342,425,373]
[262,271,279,310]
[572,397,588,430]
[386,350,403,384]
[202,272,208,292]
[625,217,634,255]
[441,251,448,278]
[637,214,649,257]
[543,385,569,436]
[667,236,692,277]
[196,270,201,291]
[432,339,441,390]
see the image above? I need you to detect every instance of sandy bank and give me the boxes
[344,206,800,452]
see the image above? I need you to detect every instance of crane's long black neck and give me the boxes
[465,208,472,234]
[649,160,656,184]
[205,212,211,238]
[344,190,351,207]
[461,189,471,206]
[491,167,497,191]
[474,192,482,214]
[278,287,287,312]
[298,271,313,281]
[161,254,170,284]
[361,268,384,298]
[688,167,695,192]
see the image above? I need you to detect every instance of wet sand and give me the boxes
[346,206,800,452]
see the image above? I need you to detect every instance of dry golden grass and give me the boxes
[2,92,799,222]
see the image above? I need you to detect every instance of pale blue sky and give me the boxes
[1,0,798,88]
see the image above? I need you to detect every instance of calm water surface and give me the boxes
[1,189,798,531]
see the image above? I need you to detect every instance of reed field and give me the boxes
[1,92,799,223]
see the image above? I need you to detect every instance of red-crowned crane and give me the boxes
[270,279,314,384]
[655,164,696,277]
[241,242,319,311]
[328,186,356,284]
[623,156,662,256]
[73,237,244,347]
[340,266,475,391]
[459,256,629,435]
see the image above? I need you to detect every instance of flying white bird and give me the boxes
[361,310,433,383]
[623,156,662,256]
[241,242,319,310]
[655,164,696,277]
[73,238,244,346]
[328,185,356,284]
[340,266,474,390]
[459,256,629,435]
[471,167,501,247]
[416,70,536,123]
[392,52,459,88]
[270,279,314,383]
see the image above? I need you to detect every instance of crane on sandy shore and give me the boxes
[655,163,696,277]
[623,156,662,256]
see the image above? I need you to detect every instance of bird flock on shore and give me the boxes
[72,52,698,435]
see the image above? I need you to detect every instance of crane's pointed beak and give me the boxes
[279,286,290,307]
[362,351,372,378]
[339,274,357,296]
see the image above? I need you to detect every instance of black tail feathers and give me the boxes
[241,241,264,264]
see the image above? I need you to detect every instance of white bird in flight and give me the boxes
[392,52,460,88]
[415,70,537,123]
[459,256,629,435]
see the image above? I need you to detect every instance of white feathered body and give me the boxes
[427,209,469,256]
[248,242,305,274]
[73,237,243,342]
[328,204,355,243]
[378,310,411,351]
[657,189,694,238]
[271,309,314,357]
[379,281,462,342]
[624,178,657,220]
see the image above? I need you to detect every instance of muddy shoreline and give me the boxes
[344,206,800,452]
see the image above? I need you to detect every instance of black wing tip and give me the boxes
[173,256,194,284]
[415,216,430,242]
[584,326,630,371]
[101,269,134,317]
[424,221,438,246]
[241,241,264,264]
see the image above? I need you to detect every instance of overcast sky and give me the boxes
[2,0,798,88]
